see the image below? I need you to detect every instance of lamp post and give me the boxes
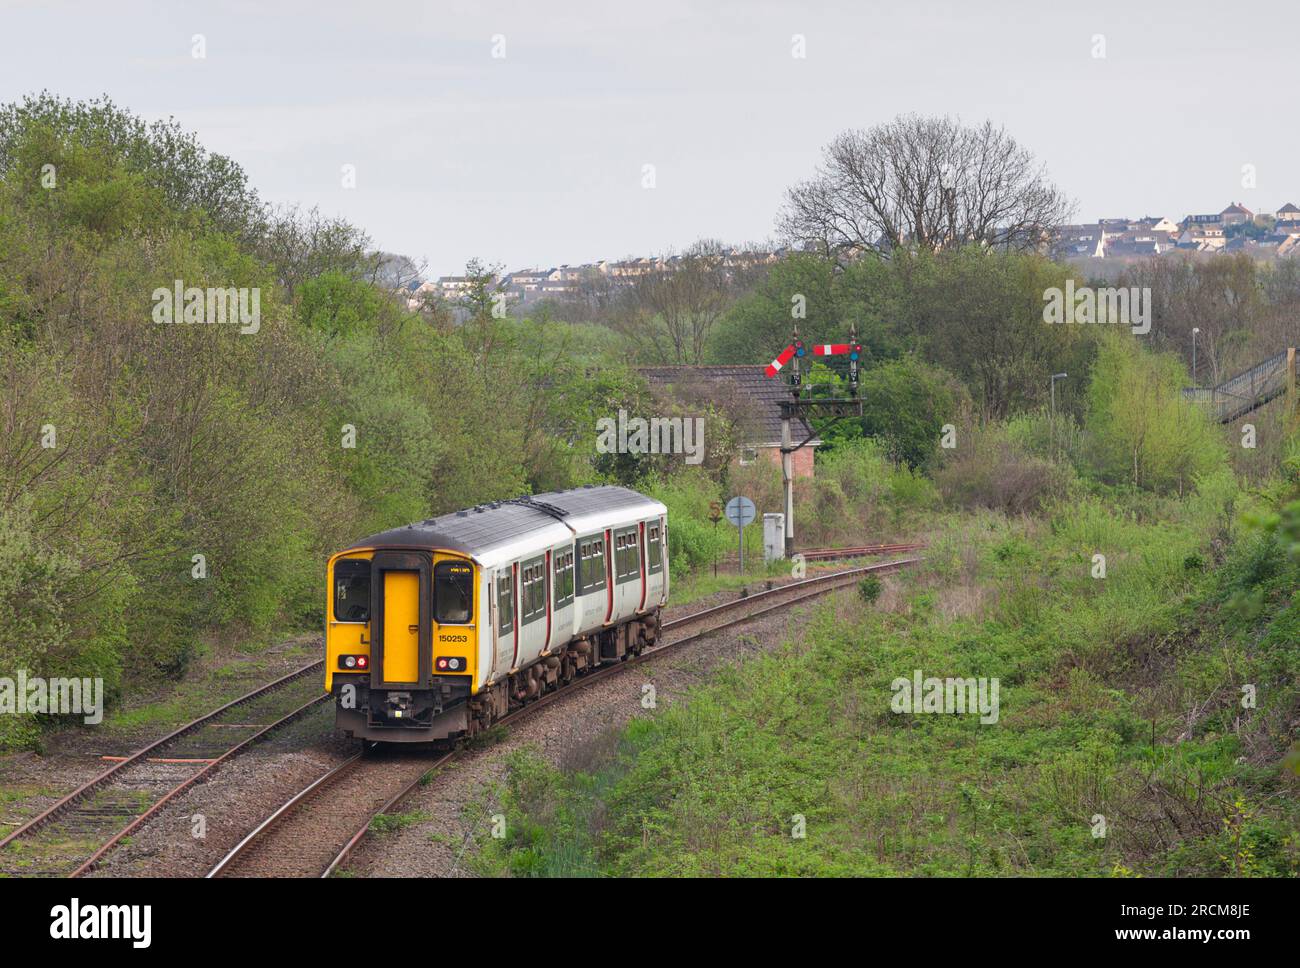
[1050,372,1068,459]
[1050,372,1068,417]
[1192,327,1200,386]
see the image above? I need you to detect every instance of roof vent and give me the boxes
[505,496,570,520]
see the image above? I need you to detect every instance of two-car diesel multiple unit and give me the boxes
[325,485,668,743]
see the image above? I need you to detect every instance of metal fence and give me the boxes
[1182,350,1291,424]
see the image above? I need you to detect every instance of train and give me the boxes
[324,485,668,743]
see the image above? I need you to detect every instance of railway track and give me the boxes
[207,557,919,878]
[0,659,327,878]
[797,542,924,563]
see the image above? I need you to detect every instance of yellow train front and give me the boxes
[325,486,669,743]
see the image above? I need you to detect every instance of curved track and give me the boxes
[797,541,924,563]
[0,659,325,878]
[207,557,919,878]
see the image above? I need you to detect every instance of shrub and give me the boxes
[934,423,1076,515]
[1083,331,1227,493]
[643,470,730,576]
[857,356,964,469]
[857,575,882,604]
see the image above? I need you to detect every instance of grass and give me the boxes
[100,635,316,735]
[666,554,893,608]
[468,489,1300,877]
[369,810,431,835]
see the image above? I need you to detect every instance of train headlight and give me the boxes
[343,655,357,668]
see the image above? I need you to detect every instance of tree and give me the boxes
[779,114,1073,257]
[298,270,389,338]
[1084,332,1226,492]
[1114,254,1261,386]
[254,204,377,301]
[0,91,264,241]
[617,240,733,364]
[369,251,426,292]
[707,253,839,364]
[858,356,962,469]
[457,257,506,321]
[854,247,1082,418]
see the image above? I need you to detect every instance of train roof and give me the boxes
[346,485,665,559]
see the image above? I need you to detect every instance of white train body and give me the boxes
[326,486,668,743]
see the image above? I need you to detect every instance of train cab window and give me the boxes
[334,559,370,622]
[647,524,662,575]
[497,572,513,634]
[435,561,474,624]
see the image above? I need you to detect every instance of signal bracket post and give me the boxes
[766,326,864,558]
[778,397,863,556]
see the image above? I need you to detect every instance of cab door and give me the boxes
[371,550,431,689]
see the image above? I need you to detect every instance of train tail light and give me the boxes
[339,655,369,670]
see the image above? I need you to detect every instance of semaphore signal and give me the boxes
[760,325,866,556]
[764,338,805,377]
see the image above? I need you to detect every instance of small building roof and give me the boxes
[639,365,819,448]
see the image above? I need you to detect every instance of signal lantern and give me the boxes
[794,339,805,357]
[849,343,862,361]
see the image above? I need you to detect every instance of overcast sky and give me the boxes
[3,0,1298,275]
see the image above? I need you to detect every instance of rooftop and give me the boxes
[639,365,819,446]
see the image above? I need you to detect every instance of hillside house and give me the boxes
[638,365,822,478]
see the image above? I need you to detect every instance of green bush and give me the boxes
[643,471,730,576]
[934,422,1077,515]
[1083,330,1228,493]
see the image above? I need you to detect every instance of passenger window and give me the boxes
[334,559,370,622]
[435,561,473,624]
[522,558,547,623]
[648,523,662,574]
[554,550,575,606]
[497,572,513,634]
[578,536,606,592]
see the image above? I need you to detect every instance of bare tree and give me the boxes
[369,251,427,292]
[617,240,733,364]
[779,115,1073,257]
[254,204,377,300]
